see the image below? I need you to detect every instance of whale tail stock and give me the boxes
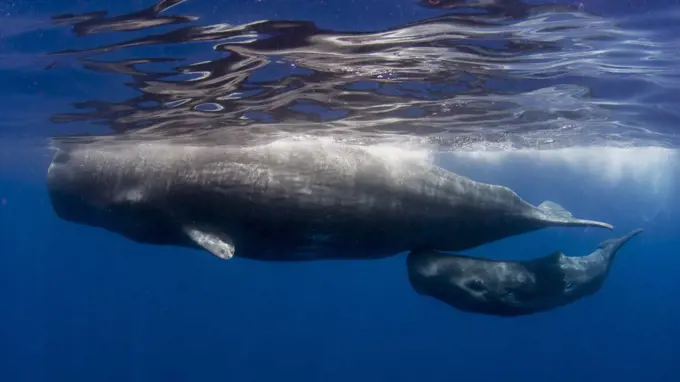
[598,228,644,251]
[535,201,614,230]
[594,228,643,266]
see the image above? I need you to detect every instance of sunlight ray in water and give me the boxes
[445,146,678,190]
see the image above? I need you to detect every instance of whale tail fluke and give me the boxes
[535,201,614,230]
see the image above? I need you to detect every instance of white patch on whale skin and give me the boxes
[116,188,145,203]
[262,135,436,172]
[418,259,443,277]
[184,227,235,260]
[455,276,487,299]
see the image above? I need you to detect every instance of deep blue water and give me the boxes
[1,1,680,381]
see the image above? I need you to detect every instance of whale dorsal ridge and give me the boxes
[537,201,573,218]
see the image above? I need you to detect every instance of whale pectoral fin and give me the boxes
[183,227,235,260]
[538,201,573,218]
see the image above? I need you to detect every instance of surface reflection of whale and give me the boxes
[407,229,643,317]
[46,137,612,261]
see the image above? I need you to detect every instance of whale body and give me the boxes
[406,229,643,316]
[46,137,613,261]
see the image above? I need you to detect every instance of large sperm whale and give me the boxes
[406,229,643,317]
[46,136,613,261]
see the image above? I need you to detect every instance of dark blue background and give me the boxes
[1,1,680,381]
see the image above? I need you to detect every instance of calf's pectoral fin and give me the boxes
[183,226,235,260]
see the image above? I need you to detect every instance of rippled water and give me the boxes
[3,0,680,150]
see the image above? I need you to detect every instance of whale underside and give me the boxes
[46,137,613,261]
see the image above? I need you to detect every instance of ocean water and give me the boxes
[1,0,679,381]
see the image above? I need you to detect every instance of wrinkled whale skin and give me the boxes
[46,138,612,261]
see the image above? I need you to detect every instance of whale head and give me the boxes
[46,145,183,246]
